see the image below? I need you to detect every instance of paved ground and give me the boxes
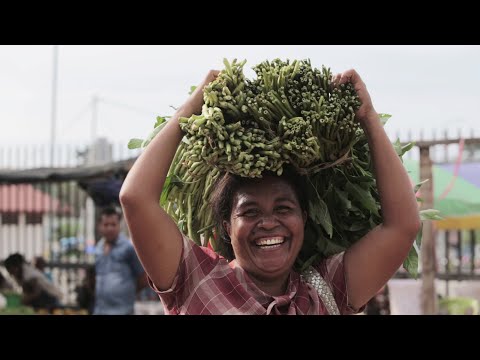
[134,300,164,315]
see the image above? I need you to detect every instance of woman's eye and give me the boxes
[276,206,291,213]
[243,210,259,217]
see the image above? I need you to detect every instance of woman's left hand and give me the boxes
[332,69,379,127]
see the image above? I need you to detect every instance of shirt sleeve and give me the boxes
[147,234,222,314]
[316,252,366,315]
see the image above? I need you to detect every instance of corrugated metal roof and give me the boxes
[0,158,134,184]
[0,184,66,213]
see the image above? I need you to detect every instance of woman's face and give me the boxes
[224,175,306,282]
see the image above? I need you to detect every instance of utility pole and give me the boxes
[420,145,437,314]
[50,45,59,167]
[48,45,59,265]
[91,94,99,163]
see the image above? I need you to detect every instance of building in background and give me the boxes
[0,184,70,261]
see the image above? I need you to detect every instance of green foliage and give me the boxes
[129,59,440,277]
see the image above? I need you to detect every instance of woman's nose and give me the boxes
[258,214,279,229]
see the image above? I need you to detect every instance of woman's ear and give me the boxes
[223,220,231,237]
[302,210,307,226]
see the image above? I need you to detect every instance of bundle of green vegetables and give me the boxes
[129,58,441,277]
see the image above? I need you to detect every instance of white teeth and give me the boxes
[255,237,285,246]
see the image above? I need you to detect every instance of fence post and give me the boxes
[420,145,437,314]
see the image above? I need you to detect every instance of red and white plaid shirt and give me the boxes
[148,235,363,315]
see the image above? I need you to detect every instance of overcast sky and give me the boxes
[2,45,479,149]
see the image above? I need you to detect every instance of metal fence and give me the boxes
[393,127,480,163]
[0,140,137,169]
[392,131,480,293]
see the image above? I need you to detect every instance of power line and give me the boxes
[98,97,157,117]
[59,101,93,134]
[61,96,156,140]
[58,96,160,143]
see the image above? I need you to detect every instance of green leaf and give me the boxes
[170,174,184,186]
[128,138,144,149]
[403,245,419,279]
[308,198,333,238]
[321,237,347,257]
[392,139,402,156]
[160,173,179,207]
[345,173,372,183]
[188,86,197,95]
[378,113,392,126]
[154,116,167,128]
[348,222,366,232]
[335,189,352,210]
[177,219,185,232]
[368,216,378,228]
[129,116,169,150]
[300,254,320,272]
[420,209,443,221]
[416,222,423,248]
[160,177,171,207]
[392,138,414,158]
[141,120,168,148]
[414,179,429,194]
[401,142,414,153]
[345,182,379,216]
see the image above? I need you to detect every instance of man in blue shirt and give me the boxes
[93,206,147,315]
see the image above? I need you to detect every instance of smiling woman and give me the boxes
[119,67,421,315]
[211,169,307,296]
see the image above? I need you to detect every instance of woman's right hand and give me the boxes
[176,70,220,117]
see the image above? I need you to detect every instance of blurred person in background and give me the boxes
[75,264,96,314]
[4,253,63,310]
[33,256,53,282]
[93,206,148,315]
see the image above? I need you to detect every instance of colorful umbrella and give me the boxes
[403,159,480,229]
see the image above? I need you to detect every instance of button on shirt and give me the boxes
[94,234,144,315]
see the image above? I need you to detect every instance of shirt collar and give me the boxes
[96,233,125,250]
[229,260,301,309]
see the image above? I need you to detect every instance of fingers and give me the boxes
[190,70,220,97]
[204,69,220,84]
[210,69,220,77]
[195,70,220,93]
[331,69,361,88]
[332,69,367,94]
[331,73,341,89]
[339,69,364,87]
[338,69,355,85]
